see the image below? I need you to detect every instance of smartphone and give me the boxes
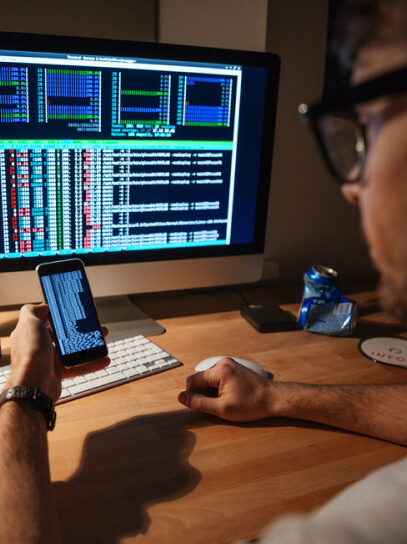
[36,258,108,367]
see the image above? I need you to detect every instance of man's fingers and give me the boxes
[178,390,219,416]
[186,367,222,391]
[18,303,49,324]
[61,357,110,380]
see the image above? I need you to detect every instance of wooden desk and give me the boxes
[1,284,407,543]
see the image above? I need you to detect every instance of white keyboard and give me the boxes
[0,334,181,404]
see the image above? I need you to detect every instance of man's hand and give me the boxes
[8,304,110,403]
[178,358,275,422]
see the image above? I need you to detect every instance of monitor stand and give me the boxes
[95,295,165,340]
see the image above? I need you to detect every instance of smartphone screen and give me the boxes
[36,258,108,367]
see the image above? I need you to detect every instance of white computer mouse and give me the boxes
[195,356,271,379]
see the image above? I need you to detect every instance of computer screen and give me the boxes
[0,32,279,332]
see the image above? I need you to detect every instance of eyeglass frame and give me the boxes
[298,65,407,184]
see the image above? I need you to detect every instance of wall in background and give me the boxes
[158,0,268,51]
[0,0,157,41]
[264,1,371,280]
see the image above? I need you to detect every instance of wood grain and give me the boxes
[1,286,406,543]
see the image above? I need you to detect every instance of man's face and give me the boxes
[345,45,407,321]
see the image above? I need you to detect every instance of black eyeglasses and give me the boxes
[298,65,407,184]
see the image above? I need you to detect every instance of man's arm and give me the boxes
[178,358,407,445]
[0,401,61,543]
[0,304,110,543]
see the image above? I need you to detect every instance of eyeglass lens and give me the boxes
[317,114,365,183]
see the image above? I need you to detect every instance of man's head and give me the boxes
[303,0,407,322]
[340,0,407,322]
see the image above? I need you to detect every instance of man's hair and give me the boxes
[333,0,407,69]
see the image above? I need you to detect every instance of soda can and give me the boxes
[299,265,357,336]
[302,265,340,300]
[299,295,358,336]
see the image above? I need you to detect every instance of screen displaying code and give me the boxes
[0,51,256,260]
[41,269,104,356]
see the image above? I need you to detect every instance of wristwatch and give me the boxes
[0,386,56,431]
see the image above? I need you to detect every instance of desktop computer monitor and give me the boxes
[0,31,280,334]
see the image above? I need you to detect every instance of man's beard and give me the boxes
[378,273,407,324]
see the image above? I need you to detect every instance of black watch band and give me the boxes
[0,386,56,431]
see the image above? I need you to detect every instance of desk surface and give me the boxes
[1,282,407,544]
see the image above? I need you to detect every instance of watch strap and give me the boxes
[0,386,56,431]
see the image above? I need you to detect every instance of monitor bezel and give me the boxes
[0,31,280,275]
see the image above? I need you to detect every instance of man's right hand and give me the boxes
[178,357,276,422]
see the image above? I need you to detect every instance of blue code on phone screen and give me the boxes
[41,269,104,356]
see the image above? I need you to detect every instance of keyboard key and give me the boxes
[67,372,126,396]
[123,367,142,378]
[147,352,169,363]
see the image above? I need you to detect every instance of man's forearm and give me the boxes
[0,401,62,544]
[271,382,407,445]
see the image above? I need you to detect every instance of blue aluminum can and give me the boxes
[299,265,357,336]
[302,265,340,300]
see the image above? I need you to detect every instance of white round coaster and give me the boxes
[359,336,407,368]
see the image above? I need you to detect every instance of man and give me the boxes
[2,0,407,542]
[178,0,407,447]
[176,0,407,541]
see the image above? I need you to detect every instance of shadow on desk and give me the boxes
[53,410,202,544]
[355,301,407,338]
